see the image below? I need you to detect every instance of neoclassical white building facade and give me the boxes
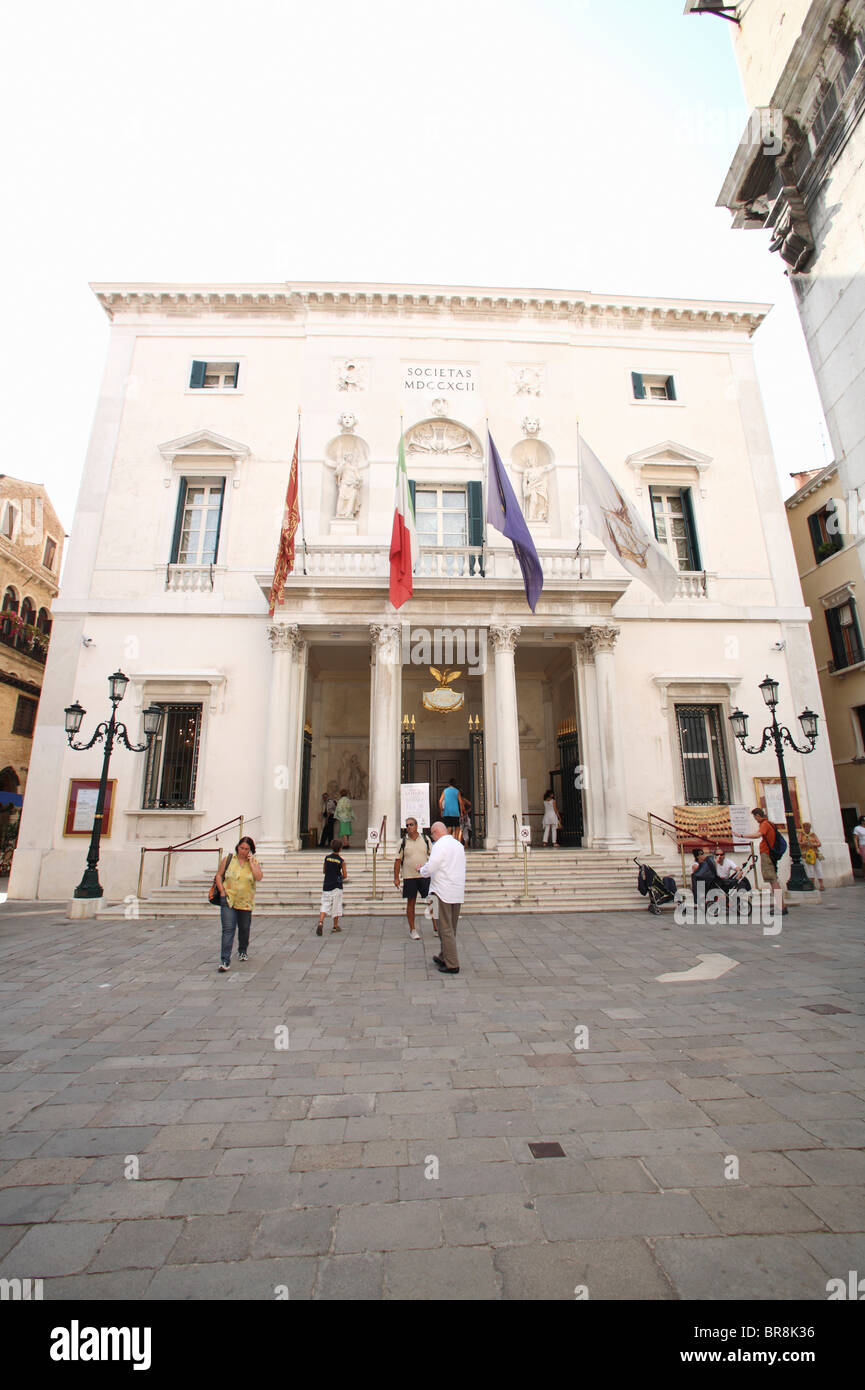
[10,281,850,898]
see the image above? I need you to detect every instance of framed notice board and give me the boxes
[753,775,801,828]
[64,779,116,837]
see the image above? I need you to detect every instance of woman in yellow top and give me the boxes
[215,836,263,972]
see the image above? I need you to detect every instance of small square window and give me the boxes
[12,695,38,737]
[632,372,677,402]
[189,360,239,390]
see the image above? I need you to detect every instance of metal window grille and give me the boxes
[142,703,202,809]
[676,704,730,805]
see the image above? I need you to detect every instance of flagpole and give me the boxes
[296,407,307,576]
[482,416,489,579]
[576,415,583,578]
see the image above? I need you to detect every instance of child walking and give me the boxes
[317,836,347,935]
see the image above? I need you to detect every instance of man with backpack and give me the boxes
[752,806,789,915]
[394,818,433,940]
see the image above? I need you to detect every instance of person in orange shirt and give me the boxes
[752,807,788,914]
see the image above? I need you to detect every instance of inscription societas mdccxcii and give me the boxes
[403,364,476,392]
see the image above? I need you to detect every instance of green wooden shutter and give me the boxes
[467,481,483,546]
[807,511,824,561]
[408,480,416,518]
[850,599,865,665]
[170,480,188,563]
[631,372,645,399]
[189,360,207,389]
[826,606,846,668]
[648,485,660,541]
[666,375,677,401]
[212,479,226,564]
[467,481,484,577]
[680,488,701,571]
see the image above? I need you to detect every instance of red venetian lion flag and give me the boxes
[389,430,418,609]
[268,425,300,615]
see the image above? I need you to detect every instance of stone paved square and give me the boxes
[0,892,863,1299]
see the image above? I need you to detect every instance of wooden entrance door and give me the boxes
[413,750,471,826]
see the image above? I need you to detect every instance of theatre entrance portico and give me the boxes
[259,605,636,856]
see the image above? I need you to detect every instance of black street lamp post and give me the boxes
[65,671,163,899]
[729,675,819,893]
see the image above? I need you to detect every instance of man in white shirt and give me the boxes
[419,821,466,974]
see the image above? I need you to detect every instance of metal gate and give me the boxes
[299,724,312,839]
[554,719,584,846]
[469,723,486,845]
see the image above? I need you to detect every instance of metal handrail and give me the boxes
[136,813,245,897]
[512,813,529,896]
[370,815,387,900]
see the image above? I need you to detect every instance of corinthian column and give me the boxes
[490,622,521,849]
[587,624,635,850]
[283,633,309,849]
[368,622,402,849]
[259,624,301,849]
[574,632,605,846]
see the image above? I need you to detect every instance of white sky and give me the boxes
[1,0,829,534]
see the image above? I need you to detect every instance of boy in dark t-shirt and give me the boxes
[317,837,347,935]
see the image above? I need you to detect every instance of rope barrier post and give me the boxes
[372,844,378,900]
[137,848,146,900]
[680,840,687,890]
[648,814,654,856]
[523,842,528,898]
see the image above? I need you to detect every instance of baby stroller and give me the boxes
[635,859,678,915]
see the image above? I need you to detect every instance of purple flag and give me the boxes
[487,431,544,613]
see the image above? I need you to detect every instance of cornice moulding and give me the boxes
[90,282,770,336]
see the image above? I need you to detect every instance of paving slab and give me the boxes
[1,891,863,1300]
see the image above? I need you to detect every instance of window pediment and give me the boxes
[627,440,712,498]
[158,430,250,483]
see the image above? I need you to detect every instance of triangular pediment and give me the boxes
[626,440,711,471]
[159,429,250,461]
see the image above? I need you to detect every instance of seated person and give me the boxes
[690,845,719,896]
[714,848,752,893]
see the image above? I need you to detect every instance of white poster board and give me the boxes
[763,783,786,824]
[400,783,430,829]
[518,824,531,844]
[729,804,753,852]
[72,787,99,833]
[366,826,380,848]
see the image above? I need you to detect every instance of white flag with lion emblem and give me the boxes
[579,435,681,603]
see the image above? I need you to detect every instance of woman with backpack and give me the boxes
[752,807,788,915]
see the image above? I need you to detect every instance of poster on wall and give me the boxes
[754,776,801,827]
[64,780,116,837]
[400,784,430,829]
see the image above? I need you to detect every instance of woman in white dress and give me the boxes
[542,789,561,847]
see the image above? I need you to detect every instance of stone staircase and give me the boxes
[127,847,684,917]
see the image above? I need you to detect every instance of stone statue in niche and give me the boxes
[511,434,554,524]
[523,461,552,522]
[325,427,370,521]
[335,450,363,519]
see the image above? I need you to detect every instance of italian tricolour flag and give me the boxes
[389,432,418,609]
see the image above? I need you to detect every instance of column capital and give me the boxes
[489,622,520,654]
[574,631,595,665]
[585,623,621,656]
[369,622,400,647]
[267,623,304,653]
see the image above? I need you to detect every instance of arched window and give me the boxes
[20,598,35,628]
[36,608,52,635]
[2,587,18,613]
